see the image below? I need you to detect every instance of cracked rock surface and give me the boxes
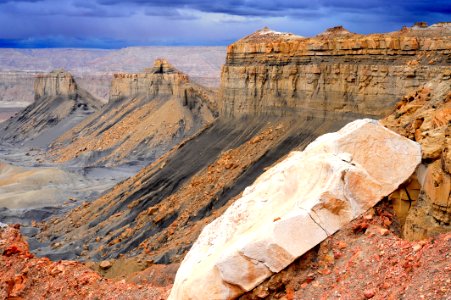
[169,119,421,299]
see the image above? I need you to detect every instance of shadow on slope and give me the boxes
[37,110,368,263]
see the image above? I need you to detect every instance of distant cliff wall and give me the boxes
[0,72,36,108]
[111,59,193,101]
[49,59,215,166]
[34,69,78,100]
[219,24,451,117]
[0,70,102,146]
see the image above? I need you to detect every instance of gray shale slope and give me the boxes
[0,69,102,147]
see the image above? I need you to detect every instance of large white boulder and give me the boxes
[169,119,421,300]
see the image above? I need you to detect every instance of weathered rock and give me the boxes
[403,160,451,240]
[169,119,421,300]
[34,69,77,100]
[388,174,421,225]
[382,75,451,239]
[219,23,450,117]
[110,59,191,102]
[99,260,112,270]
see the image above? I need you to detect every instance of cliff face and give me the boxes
[220,24,450,117]
[38,24,451,264]
[382,75,450,240]
[48,59,215,167]
[33,70,77,100]
[110,59,190,102]
[0,70,102,146]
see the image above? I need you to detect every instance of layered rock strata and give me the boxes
[32,24,450,298]
[169,119,421,299]
[220,23,450,117]
[0,70,102,146]
[48,59,215,167]
[33,69,77,100]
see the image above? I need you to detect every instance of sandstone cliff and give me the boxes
[48,59,215,167]
[382,74,450,240]
[33,69,77,100]
[220,23,450,117]
[0,70,102,146]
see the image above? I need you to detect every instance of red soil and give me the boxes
[0,225,170,300]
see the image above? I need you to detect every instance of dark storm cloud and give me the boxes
[94,0,450,19]
[0,0,449,47]
[1,0,449,20]
[95,0,318,17]
[0,0,42,2]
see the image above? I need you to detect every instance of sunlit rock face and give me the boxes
[219,24,451,117]
[382,76,451,240]
[169,119,421,300]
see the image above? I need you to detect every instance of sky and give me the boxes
[0,0,449,48]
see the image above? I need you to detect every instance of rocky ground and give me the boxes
[240,201,451,300]
[0,224,171,300]
[35,112,362,263]
[1,200,450,299]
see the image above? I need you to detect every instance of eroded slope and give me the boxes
[38,111,364,263]
[48,59,215,167]
[0,70,102,147]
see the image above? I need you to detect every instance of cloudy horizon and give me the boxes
[0,0,449,48]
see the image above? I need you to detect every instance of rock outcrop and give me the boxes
[219,23,450,117]
[240,206,451,300]
[382,74,451,240]
[0,70,102,147]
[169,120,421,299]
[48,59,215,166]
[110,59,192,102]
[33,69,77,100]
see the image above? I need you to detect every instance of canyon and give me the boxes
[0,22,450,299]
